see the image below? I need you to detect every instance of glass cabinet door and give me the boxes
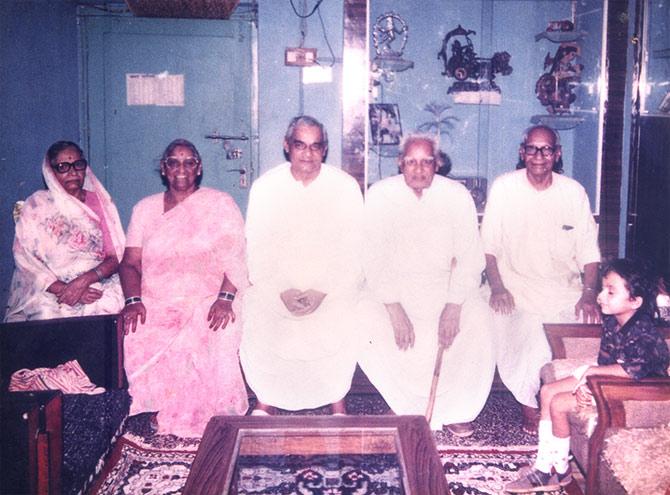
[366,0,607,214]
[627,0,670,277]
[639,0,670,116]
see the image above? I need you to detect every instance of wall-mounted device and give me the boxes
[285,47,317,66]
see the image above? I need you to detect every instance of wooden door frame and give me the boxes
[598,0,631,259]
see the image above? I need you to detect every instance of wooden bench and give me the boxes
[0,315,129,495]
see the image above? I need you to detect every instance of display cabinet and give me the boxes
[637,0,670,117]
[365,0,608,215]
[339,0,638,257]
[627,0,670,277]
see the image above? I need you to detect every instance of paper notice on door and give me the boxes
[126,73,184,106]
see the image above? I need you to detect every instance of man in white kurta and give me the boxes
[240,116,364,414]
[358,134,495,434]
[480,125,600,429]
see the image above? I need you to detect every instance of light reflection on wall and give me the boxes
[341,0,368,186]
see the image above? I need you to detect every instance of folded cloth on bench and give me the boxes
[9,359,105,394]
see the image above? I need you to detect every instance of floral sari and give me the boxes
[5,158,125,322]
[123,187,249,436]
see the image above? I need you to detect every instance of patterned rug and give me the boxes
[91,434,199,495]
[441,447,567,495]
[91,435,549,495]
[90,392,562,494]
[233,453,404,494]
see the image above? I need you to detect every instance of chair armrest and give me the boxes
[543,323,602,359]
[584,374,670,495]
[588,375,670,428]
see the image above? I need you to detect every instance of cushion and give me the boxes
[540,358,594,384]
[561,338,601,359]
[622,400,670,428]
[602,424,670,495]
[568,403,598,469]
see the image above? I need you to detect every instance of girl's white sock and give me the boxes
[533,419,554,473]
[553,435,571,474]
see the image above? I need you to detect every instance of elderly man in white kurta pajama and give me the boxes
[240,116,364,415]
[480,125,601,433]
[358,134,495,436]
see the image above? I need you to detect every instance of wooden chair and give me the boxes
[542,323,670,495]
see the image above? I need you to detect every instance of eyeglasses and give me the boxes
[164,157,200,169]
[402,158,436,168]
[51,159,88,174]
[291,140,326,152]
[522,145,556,158]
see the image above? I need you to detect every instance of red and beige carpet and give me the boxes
[90,393,572,494]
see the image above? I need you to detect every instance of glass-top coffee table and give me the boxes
[183,415,449,494]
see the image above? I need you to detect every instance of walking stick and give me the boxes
[425,344,446,424]
[425,258,456,424]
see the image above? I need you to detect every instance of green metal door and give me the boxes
[79,8,256,225]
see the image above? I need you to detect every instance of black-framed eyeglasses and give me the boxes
[164,157,200,169]
[522,145,556,158]
[402,158,436,168]
[51,159,88,174]
[291,140,326,153]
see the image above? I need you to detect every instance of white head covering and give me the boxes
[42,154,126,260]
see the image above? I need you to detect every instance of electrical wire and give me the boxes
[316,4,335,66]
[289,0,325,19]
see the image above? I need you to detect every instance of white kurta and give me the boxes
[240,163,364,410]
[358,175,495,430]
[480,169,601,406]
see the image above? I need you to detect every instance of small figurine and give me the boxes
[373,12,408,58]
[438,25,478,80]
[535,42,583,114]
[437,25,512,95]
[371,12,414,82]
[546,20,574,32]
[535,19,585,43]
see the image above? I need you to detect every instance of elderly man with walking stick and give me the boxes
[358,133,495,436]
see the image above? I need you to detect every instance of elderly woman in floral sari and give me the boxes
[5,141,125,322]
[119,138,249,437]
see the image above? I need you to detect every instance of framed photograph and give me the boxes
[369,103,402,145]
[184,415,448,494]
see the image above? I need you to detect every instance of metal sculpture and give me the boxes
[438,25,512,94]
[371,12,414,82]
[535,42,583,114]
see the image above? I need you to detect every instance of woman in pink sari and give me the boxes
[5,141,125,322]
[119,139,249,437]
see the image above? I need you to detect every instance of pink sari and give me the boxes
[5,157,125,321]
[123,187,249,436]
